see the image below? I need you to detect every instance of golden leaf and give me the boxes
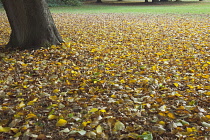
[18,101,25,109]
[48,115,58,120]
[26,113,37,119]
[0,126,10,132]
[167,113,176,119]
[56,119,67,127]
[89,108,98,113]
[53,89,60,93]
[100,109,106,113]
[173,83,179,87]
[27,98,38,106]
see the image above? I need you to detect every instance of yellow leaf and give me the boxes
[111,94,117,98]
[48,115,58,120]
[128,133,139,139]
[186,127,193,133]
[152,65,158,71]
[89,108,98,113]
[14,132,22,137]
[120,79,126,83]
[56,119,67,127]
[18,101,25,109]
[91,49,96,53]
[173,83,179,87]
[53,89,59,93]
[204,92,210,96]
[100,109,106,113]
[0,126,10,132]
[175,93,182,97]
[26,113,37,119]
[56,62,62,65]
[82,121,91,127]
[156,52,163,56]
[51,45,57,49]
[158,112,166,117]
[10,128,19,133]
[203,64,208,67]
[71,70,77,74]
[206,115,210,119]
[204,86,210,90]
[159,121,166,125]
[202,75,209,79]
[96,125,103,134]
[150,94,154,97]
[167,113,176,119]
[27,98,38,106]
[21,63,28,67]
[64,42,71,48]
[187,85,194,89]
[49,96,58,101]
[7,92,14,95]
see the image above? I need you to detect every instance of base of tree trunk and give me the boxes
[2,0,64,50]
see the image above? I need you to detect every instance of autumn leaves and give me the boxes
[0,13,210,139]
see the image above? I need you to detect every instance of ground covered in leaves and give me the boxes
[0,13,210,140]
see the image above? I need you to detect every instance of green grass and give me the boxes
[49,1,210,14]
[0,1,209,14]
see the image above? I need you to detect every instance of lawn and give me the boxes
[0,1,210,140]
[49,0,210,14]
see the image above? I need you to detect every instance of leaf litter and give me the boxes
[0,13,210,139]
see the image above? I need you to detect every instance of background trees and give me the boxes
[46,0,83,6]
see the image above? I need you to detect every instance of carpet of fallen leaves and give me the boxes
[0,13,210,140]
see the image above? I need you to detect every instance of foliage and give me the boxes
[0,13,210,139]
[62,0,82,6]
[47,0,83,6]
[0,1,2,8]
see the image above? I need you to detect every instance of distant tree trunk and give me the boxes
[2,0,64,50]
[160,0,168,1]
[152,0,159,2]
[145,0,149,2]
[96,0,102,3]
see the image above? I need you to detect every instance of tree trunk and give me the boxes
[152,0,159,2]
[2,0,64,50]
[145,0,149,2]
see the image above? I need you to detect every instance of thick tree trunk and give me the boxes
[2,0,64,49]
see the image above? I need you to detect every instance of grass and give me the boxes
[49,1,210,14]
[0,1,210,14]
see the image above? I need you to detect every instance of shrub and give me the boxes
[46,0,83,7]
[62,0,82,6]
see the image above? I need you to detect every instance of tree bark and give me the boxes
[2,0,64,50]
